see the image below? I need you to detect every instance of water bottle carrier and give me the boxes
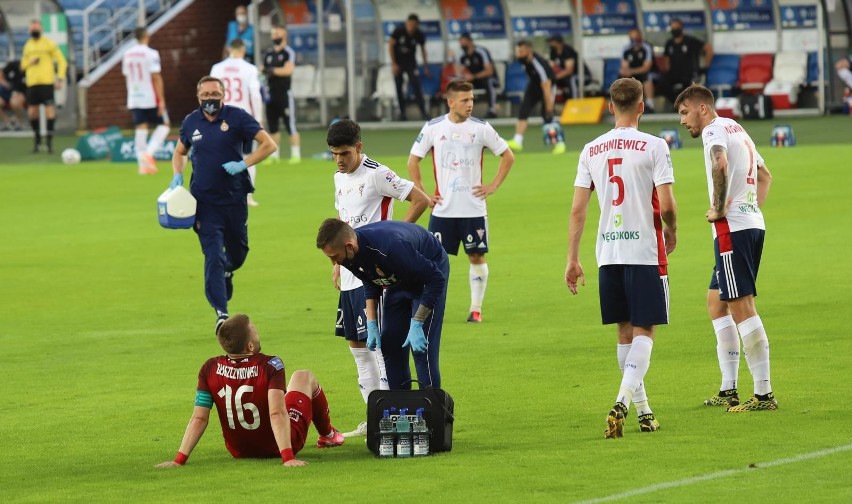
[367,384,454,457]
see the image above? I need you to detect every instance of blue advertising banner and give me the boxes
[383,20,443,40]
[643,11,705,33]
[441,0,506,37]
[711,0,775,31]
[780,5,817,29]
[512,16,573,37]
[581,0,638,35]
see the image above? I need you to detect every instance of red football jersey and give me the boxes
[197,353,286,458]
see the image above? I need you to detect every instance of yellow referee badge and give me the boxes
[220,120,229,132]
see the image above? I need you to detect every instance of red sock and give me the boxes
[311,385,333,436]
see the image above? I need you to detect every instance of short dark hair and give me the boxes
[196,75,224,93]
[446,79,473,95]
[316,218,355,250]
[674,84,714,110]
[407,13,420,22]
[609,78,643,111]
[516,39,533,49]
[217,314,251,354]
[327,119,361,148]
[229,38,245,50]
[459,32,472,41]
[134,27,147,41]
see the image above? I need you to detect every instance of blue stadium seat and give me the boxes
[503,61,528,103]
[603,58,621,91]
[418,63,443,99]
[705,54,740,97]
[806,52,828,85]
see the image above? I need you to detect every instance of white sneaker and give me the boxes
[247,194,259,207]
[342,421,367,438]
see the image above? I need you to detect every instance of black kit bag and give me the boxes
[366,384,454,456]
[741,94,774,119]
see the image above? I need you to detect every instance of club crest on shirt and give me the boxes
[220,120,229,132]
[614,214,623,228]
[476,228,485,239]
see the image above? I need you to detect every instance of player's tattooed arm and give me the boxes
[707,145,729,221]
[413,304,432,323]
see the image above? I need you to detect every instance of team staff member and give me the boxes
[507,40,564,154]
[327,119,430,437]
[566,78,677,437]
[155,314,344,468]
[389,13,430,121]
[547,34,592,100]
[458,32,499,118]
[675,84,776,412]
[169,76,276,334]
[317,219,449,390]
[0,60,25,130]
[20,19,67,154]
[409,80,514,323]
[263,25,301,164]
[620,29,656,113]
[662,18,712,104]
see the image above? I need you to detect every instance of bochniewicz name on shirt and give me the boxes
[216,363,259,379]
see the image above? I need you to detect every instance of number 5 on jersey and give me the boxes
[608,158,625,206]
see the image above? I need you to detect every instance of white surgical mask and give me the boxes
[237,14,247,24]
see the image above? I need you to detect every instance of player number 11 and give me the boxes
[217,384,261,430]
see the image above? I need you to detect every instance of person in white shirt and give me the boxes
[566,77,677,438]
[327,118,431,437]
[211,38,264,207]
[408,80,514,323]
[675,84,776,413]
[122,27,169,175]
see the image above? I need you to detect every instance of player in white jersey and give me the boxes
[327,119,431,437]
[566,78,677,438]
[122,28,169,175]
[675,84,776,412]
[211,39,264,207]
[408,80,514,323]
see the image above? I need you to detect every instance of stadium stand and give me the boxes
[502,60,528,104]
[738,53,774,94]
[602,58,621,92]
[764,51,808,108]
[705,54,740,97]
[371,64,398,119]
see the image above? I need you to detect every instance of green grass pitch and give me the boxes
[1,116,850,502]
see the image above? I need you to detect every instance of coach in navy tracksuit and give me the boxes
[317,218,449,390]
[169,76,276,333]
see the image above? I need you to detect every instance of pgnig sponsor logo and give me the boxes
[601,230,640,242]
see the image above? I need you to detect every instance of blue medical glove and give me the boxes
[223,160,248,175]
[366,320,380,350]
[169,173,183,189]
[402,319,427,353]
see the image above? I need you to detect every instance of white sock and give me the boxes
[512,133,523,145]
[616,335,653,406]
[350,347,380,403]
[712,315,740,391]
[146,124,170,155]
[134,128,148,167]
[618,343,651,415]
[469,263,488,313]
[645,98,654,108]
[247,164,257,188]
[838,68,852,89]
[738,316,772,396]
[291,146,301,159]
[374,348,389,390]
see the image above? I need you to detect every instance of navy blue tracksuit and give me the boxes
[340,221,449,389]
[179,105,261,317]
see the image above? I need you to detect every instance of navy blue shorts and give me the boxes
[131,107,164,126]
[335,287,367,341]
[428,215,489,256]
[709,228,764,301]
[599,265,669,326]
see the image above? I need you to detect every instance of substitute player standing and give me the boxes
[327,118,431,437]
[408,80,514,323]
[263,25,300,164]
[506,39,564,154]
[122,27,169,175]
[211,38,264,207]
[675,84,776,412]
[566,78,677,438]
[169,76,276,333]
[155,314,344,468]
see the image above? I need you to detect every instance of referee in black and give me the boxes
[388,13,430,121]
[169,76,276,334]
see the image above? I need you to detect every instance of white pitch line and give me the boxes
[576,443,852,503]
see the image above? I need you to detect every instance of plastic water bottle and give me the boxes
[379,409,394,458]
[395,408,412,458]
[413,407,429,457]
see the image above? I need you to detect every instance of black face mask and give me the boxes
[200,99,222,115]
[671,28,683,38]
[30,30,41,39]
[272,38,283,46]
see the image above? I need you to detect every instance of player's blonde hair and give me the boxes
[609,78,643,112]
[446,79,474,96]
[218,314,252,354]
